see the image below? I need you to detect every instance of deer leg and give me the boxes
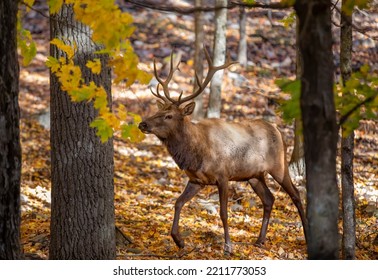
[217,179,231,255]
[272,169,308,243]
[171,181,202,249]
[248,177,275,245]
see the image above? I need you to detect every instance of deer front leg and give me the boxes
[171,181,202,249]
[217,179,231,255]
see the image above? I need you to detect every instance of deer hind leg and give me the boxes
[171,181,202,249]
[217,179,231,255]
[271,168,308,242]
[248,176,275,245]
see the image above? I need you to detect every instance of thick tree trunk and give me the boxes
[295,0,339,259]
[192,0,205,120]
[238,6,247,68]
[289,18,305,179]
[0,0,22,260]
[207,0,227,118]
[340,0,355,260]
[49,5,115,259]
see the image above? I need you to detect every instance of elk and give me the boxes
[138,48,308,254]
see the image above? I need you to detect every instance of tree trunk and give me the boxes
[0,0,22,260]
[295,0,339,259]
[192,0,205,120]
[289,118,305,178]
[238,6,247,68]
[340,0,355,260]
[49,5,115,259]
[207,0,227,119]
[289,18,305,179]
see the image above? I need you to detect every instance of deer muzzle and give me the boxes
[138,121,151,134]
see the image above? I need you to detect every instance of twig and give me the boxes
[115,226,133,244]
[333,5,378,41]
[20,1,98,44]
[124,0,293,15]
[338,95,375,127]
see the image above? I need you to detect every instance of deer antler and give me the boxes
[151,52,180,105]
[177,48,236,105]
[151,48,236,106]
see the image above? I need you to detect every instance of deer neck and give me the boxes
[163,118,204,171]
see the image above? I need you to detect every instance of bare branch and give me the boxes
[124,0,293,15]
[333,5,378,41]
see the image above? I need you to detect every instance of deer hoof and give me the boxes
[224,243,232,255]
[254,239,265,247]
[172,234,185,249]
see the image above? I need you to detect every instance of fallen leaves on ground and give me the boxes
[19,0,377,260]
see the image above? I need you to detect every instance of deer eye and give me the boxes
[164,114,173,120]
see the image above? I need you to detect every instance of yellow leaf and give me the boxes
[50,38,75,58]
[24,0,36,12]
[86,58,102,74]
[45,56,60,73]
[49,0,64,14]
[137,70,152,85]
[117,104,128,121]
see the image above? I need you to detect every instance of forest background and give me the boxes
[9,0,378,259]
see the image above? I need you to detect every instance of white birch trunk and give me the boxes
[206,0,227,119]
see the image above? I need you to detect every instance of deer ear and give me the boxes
[156,100,165,110]
[182,102,195,116]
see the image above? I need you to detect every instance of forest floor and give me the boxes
[19,0,377,260]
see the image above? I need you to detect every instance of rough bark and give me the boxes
[237,6,247,68]
[294,0,339,259]
[49,5,115,259]
[192,0,205,120]
[340,0,355,260]
[289,18,305,179]
[0,0,22,260]
[207,0,227,118]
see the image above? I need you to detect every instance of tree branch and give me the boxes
[333,4,378,41]
[123,0,293,15]
[339,95,376,126]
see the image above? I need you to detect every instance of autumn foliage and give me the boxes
[17,0,378,259]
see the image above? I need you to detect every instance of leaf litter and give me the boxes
[19,0,377,259]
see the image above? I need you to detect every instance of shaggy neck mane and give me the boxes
[162,118,205,171]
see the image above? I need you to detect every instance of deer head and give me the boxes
[138,48,235,140]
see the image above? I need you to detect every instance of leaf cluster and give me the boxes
[336,65,378,136]
[275,78,301,123]
[276,65,378,136]
[19,0,152,143]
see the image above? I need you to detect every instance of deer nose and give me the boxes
[138,122,148,131]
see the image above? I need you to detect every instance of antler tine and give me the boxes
[150,84,169,104]
[177,48,237,105]
[151,52,179,104]
[177,90,184,103]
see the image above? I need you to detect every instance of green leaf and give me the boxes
[121,124,145,143]
[90,118,113,143]
[94,94,108,110]
[45,56,60,73]
[279,11,296,28]
[20,39,37,66]
[70,87,93,102]
[128,112,142,125]
[275,79,301,123]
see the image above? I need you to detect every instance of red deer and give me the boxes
[138,49,308,254]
